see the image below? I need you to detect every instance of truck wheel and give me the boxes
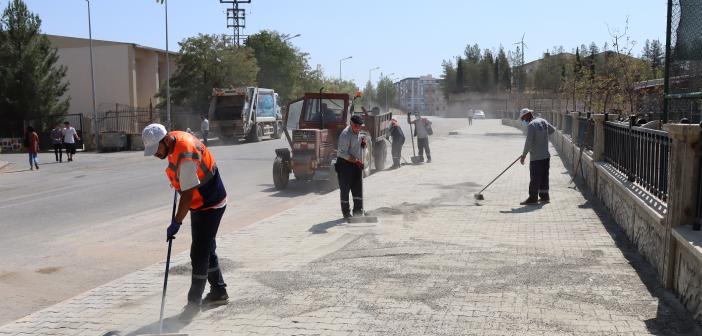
[272,122,282,139]
[373,140,387,171]
[362,144,372,177]
[272,156,289,190]
[248,125,262,142]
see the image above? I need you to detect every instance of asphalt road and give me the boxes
[0,115,471,324]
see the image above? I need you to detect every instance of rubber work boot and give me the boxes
[178,302,200,322]
[519,197,539,205]
[202,288,229,306]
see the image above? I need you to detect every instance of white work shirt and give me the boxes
[63,127,77,144]
[177,160,227,209]
[201,119,210,132]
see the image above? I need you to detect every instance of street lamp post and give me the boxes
[283,33,301,42]
[368,67,380,108]
[86,0,99,151]
[339,56,352,81]
[156,0,172,128]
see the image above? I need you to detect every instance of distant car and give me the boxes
[473,110,486,119]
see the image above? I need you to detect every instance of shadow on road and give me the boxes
[308,218,346,234]
[498,204,544,213]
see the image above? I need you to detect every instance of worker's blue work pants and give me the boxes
[187,206,227,304]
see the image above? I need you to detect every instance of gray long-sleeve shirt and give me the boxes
[337,126,362,162]
[522,117,555,161]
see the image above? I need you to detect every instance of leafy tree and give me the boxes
[480,49,496,92]
[641,39,664,78]
[496,47,511,91]
[246,30,307,103]
[511,46,526,91]
[362,80,376,107]
[0,0,69,136]
[161,34,258,114]
[455,57,464,93]
[375,76,396,111]
[440,59,456,98]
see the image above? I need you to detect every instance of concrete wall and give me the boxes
[56,44,132,115]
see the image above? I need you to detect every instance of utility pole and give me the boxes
[339,56,352,80]
[220,0,251,46]
[86,0,99,151]
[156,0,171,128]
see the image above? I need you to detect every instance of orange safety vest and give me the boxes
[165,131,226,211]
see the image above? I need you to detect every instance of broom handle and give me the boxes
[159,190,178,334]
[477,156,521,194]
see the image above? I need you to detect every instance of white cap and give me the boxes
[142,123,168,156]
[518,108,533,119]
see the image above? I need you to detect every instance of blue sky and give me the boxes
[8,0,666,87]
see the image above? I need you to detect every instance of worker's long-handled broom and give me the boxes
[474,156,522,200]
[140,190,188,336]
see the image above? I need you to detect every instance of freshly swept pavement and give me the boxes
[1,119,699,335]
[0,115,454,325]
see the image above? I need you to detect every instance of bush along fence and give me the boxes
[503,111,702,322]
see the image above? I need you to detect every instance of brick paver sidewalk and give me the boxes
[1,120,700,336]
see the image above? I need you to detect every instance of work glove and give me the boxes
[355,160,365,170]
[167,219,181,241]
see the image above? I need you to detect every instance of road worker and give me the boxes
[335,115,365,220]
[142,123,229,321]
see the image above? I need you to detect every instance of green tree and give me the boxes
[496,47,511,91]
[246,30,307,103]
[375,76,396,111]
[641,39,664,78]
[480,49,496,92]
[441,59,456,98]
[455,57,464,92]
[362,80,376,108]
[162,34,258,114]
[0,0,69,136]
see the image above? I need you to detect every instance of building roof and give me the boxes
[46,34,178,56]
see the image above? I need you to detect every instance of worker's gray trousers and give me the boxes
[528,158,550,200]
[187,205,227,304]
[417,137,431,161]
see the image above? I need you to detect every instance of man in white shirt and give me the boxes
[62,121,80,162]
[201,115,210,146]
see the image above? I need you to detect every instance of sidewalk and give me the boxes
[1,120,700,335]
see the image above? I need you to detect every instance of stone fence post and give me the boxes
[570,113,580,142]
[591,114,606,161]
[662,124,702,288]
[664,124,702,230]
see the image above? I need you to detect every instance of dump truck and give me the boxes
[272,91,391,190]
[208,87,283,143]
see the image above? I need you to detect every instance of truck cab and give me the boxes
[209,87,283,143]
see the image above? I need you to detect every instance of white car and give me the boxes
[473,110,486,119]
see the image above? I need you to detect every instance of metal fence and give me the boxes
[564,114,573,136]
[24,113,84,151]
[604,121,670,201]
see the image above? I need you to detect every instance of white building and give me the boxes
[47,34,177,116]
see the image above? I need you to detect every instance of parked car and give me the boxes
[474,110,486,119]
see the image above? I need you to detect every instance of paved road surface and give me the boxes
[0,115,467,324]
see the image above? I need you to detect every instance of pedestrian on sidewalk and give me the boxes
[201,115,209,146]
[50,124,63,162]
[142,123,229,322]
[467,109,474,126]
[407,112,433,162]
[519,108,555,205]
[62,121,80,162]
[335,115,365,220]
[24,126,40,170]
[387,118,405,169]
